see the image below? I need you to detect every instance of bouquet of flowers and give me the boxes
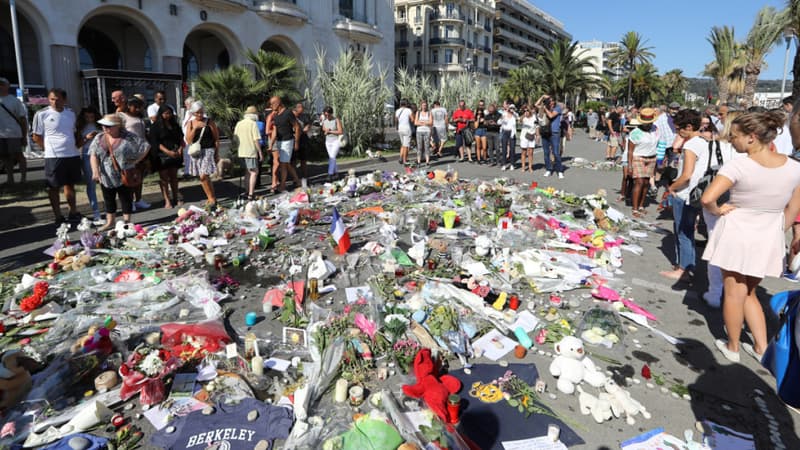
[119,345,180,406]
[496,370,555,418]
[19,281,49,313]
[390,338,420,374]
[534,318,574,346]
[383,313,410,342]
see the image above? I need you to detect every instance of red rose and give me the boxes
[641,364,652,380]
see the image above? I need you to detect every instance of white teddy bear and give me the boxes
[576,386,614,423]
[603,379,651,425]
[548,335,607,394]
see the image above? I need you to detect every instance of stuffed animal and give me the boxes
[577,386,613,423]
[112,221,137,239]
[401,348,461,423]
[0,351,32,410]
[548,335,606,394]
[603,379,651,425]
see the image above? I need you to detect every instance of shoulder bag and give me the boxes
[688,139,723,209]
[107,136,142,188]
[188,122,207,158]
[762,290,800,407]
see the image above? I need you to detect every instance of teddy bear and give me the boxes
[0,350,33,410]
[548,335,606,395]
[401,348,461,423]
[603,379,651,425]
[576,386,613,423]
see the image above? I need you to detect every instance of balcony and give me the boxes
[494,42,525,59]
[397,40,410,48]
[484,23,492,32]
[475,44,491,54]
[429,11,465,23]
[396,16,408,25]
[467,42,474,49]
[413,16,424,25]
[333,18,383,43]
[255,1,309,26]
[494,27,545,53]
[495,12,557,43]
[187,0,248,12]
[424,63,470,73]
[413,39,423,47]
[429,37,466,46]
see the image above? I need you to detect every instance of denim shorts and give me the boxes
[474,128,486,137]
[277,139,294,163]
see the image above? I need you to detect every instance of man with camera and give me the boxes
[535,94,564,179]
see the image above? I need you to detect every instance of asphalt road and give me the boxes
[2,131,799,449]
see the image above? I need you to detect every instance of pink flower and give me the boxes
[354,313,377,340]
[1,422,15,438]
[535,329,548,345]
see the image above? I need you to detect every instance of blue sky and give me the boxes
[536,0,795,80]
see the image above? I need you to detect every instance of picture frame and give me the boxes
[282,327,308,347]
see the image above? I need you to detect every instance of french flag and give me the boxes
[330,207,351,255]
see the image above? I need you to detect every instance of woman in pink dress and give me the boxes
[701,110,800,363]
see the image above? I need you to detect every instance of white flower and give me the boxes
[139,352,164,377]
[385,314,410,326]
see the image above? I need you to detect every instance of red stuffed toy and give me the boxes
[402,348,461,422]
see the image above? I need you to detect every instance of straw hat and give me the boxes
[244,106,258,115]
[638,107,657,124]
[97,114,123,127]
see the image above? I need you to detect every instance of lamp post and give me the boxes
[9,0,25,99]
[780,27,795,101]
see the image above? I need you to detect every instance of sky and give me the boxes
[535,0,795,80]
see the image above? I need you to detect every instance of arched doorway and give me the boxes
[260,35,302,61]
[183,27,238,79]
[78,13,156,71]
[0,5,44,86]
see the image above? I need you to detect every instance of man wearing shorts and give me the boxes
[268,96,301,192]
[395,99,413,165]
[606,106,623,161]
[32,88,82,225]
[234,106,262,200]
[451,100,474,162]
[431,101,448,158]
[0,77,27,184]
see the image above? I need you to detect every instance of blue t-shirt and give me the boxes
[551,105,562,134]
[150,398,293,450]
[256,120,266,147]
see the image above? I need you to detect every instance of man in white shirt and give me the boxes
[147,90,167,123]
[395,99,413,165]
[31,88,82,225]
[0,77,27,184]
[431,101,448,158]
[181,96,196,176]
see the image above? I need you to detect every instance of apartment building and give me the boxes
[492,0,571,82]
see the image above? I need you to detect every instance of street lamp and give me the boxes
[780,27,795,101]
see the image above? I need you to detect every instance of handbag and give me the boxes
[188,122,207,158]
[525,132,536,141]
[338,132,348,147]
[762,290,800,407]
[461,127,474,146]
[538,115,552,139]
[688,139,723,208]
[108,139,142,188]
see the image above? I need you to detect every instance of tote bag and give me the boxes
[761,290,800,407]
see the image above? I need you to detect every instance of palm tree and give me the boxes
[531,40,602,103]
[786,0,800,99]
[499,64,544,106]
[630,63,662,106]
[607,31,655,106]
[660,69,688,104]
[740,7,787,107]
[245,49,303,103]
[703,26,740,105]
[194,65,262,137]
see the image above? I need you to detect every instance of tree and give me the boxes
[437,72,498,112]
[741,7,787,107]
[607,31,655,105]
[531,40,602,103]
[194,51,302,137]
[499,64,544,106]
[630,63,662,106]
[315,48,391,156]
[246,49,304,104]
[660,69,688,104]
[703,26,740,105]
[789,0,800,99]
[394,68,437,106]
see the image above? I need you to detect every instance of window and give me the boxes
[143,47,152,72]
[340,0,366,22]
[416,51,421,64]
[446,2,455,16]
[399,29,407,42]
[483,58,488,71]
[445,49,453,64]
[398,8,405,19]
[445,25,454,38]
[432,50,438,64]
[415,5,421,21]
[399,52,407,67]
[484,36,489,48]
[432,26,439,38]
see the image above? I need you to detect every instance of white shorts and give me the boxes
[399,129,412,147]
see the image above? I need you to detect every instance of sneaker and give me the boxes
[543,171,552,177]
[557,172,564,179]
[501,165,507,171]
[508,165,515,171]
[783,271,799,282]
[134,199,151,210]
[714,339,740,363]
[92,218,106,227]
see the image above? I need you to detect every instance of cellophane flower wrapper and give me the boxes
[119,350,180,406]
[165,269,226,319]
[160,320,231,362]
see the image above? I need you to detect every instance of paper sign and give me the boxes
[225,343,238,359]
[472,329,516,361]
[502,437,568,450]
[264,357,291,372]
[510,310,540,333]
[345,286,372,304]
[605,207,625,223]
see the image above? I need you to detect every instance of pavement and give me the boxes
[2,132,799,449]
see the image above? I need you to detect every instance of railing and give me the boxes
[429,11,465,22]
[413,39,423,47]
[430,37,466,46]
[397,40,410,48]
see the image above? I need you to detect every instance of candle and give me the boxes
[509,294,520,311]
[334,378,348,403]
[245,312,257,327]
[349,385,364,406]
[251,355,264,376]
[447,394,460,424]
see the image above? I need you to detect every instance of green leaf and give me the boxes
[507,398,519,407]
[518,405,524,413]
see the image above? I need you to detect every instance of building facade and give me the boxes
[492,0,570,82]
[1,0,395,111]
[575,40,623,81]
[395,0,495,87]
